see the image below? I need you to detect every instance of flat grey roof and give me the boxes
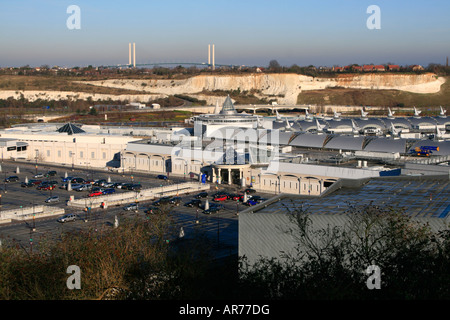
[247,177,450,221]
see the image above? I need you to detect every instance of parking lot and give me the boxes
[0,160,272,258]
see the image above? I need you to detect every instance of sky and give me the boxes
[1,0,450,68]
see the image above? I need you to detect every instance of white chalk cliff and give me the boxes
[1,73,445,105]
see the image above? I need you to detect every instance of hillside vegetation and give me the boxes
[297,76,450,108]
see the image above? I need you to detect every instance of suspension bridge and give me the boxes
[99,43,243,69]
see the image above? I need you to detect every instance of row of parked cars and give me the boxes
[181,190,266,214]
[211,190,265,206]
[4,170,58,183]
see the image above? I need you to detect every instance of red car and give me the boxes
[88,191,103,197]
[231,194,244,201]
[39,185,56,191]
[213,195,228,202]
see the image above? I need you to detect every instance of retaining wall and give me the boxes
[66,182,210,209]
[0,205,65,223]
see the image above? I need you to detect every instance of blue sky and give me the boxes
[1,0,449,68]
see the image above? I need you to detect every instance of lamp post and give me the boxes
[29,229,33,254]
[32,202,36,231]
[35,149,39,174]
[217,209,220,248]
[121,152,125,177]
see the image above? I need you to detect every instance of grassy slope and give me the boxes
[51,110,193,125]
[297,76,450,108]
[0,75,145,95]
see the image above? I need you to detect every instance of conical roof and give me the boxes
[220,95,237,115]
[214,100,221,114]
[57,122,85,135]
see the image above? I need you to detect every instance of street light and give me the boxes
[35,149,39,174]
[217,209,221,248]
[32,202,36,232]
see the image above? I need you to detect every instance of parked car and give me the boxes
[33,173,44,178]
[157,175,168,180]
[46,170,57,177]
[21,182,34,188]
[94,179,107,186]
[38,184,56,191]
[121,183,134,190]
[152,196,171,206]
[71,177,85,184]
[29,179,42,185]
[113,182,124,189]
[69,183,83,190]
[57,213,76,223]
[248,195,266,203]
[4,176,19,183]
[203,206,221,215]
[213,195,228,202]
[123,203,138,211]
[184,199,202,207]
[129,184,142,191]
[88,191,103,197]
[102,188,115,195]
[83,183,93,190]
[244,188,256,194]
[194,192,208,199]
[211,191,230,198]
[45,196,60,203]
[169,197,182,206]
[244,199,259,206]
[103,182,115,188]
[230,194,244,201]
[73,184,92,191]
[61,176,74,182]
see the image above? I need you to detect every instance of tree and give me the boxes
[238,202,450,299]
[88,107,97,116]
[268,60,281,72]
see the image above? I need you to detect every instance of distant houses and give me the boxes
[330,63,419,73]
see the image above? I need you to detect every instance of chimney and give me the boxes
[133,43,136,67]
[212,44,215,70]
[208,44,211,67]
[129,43,132,65]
